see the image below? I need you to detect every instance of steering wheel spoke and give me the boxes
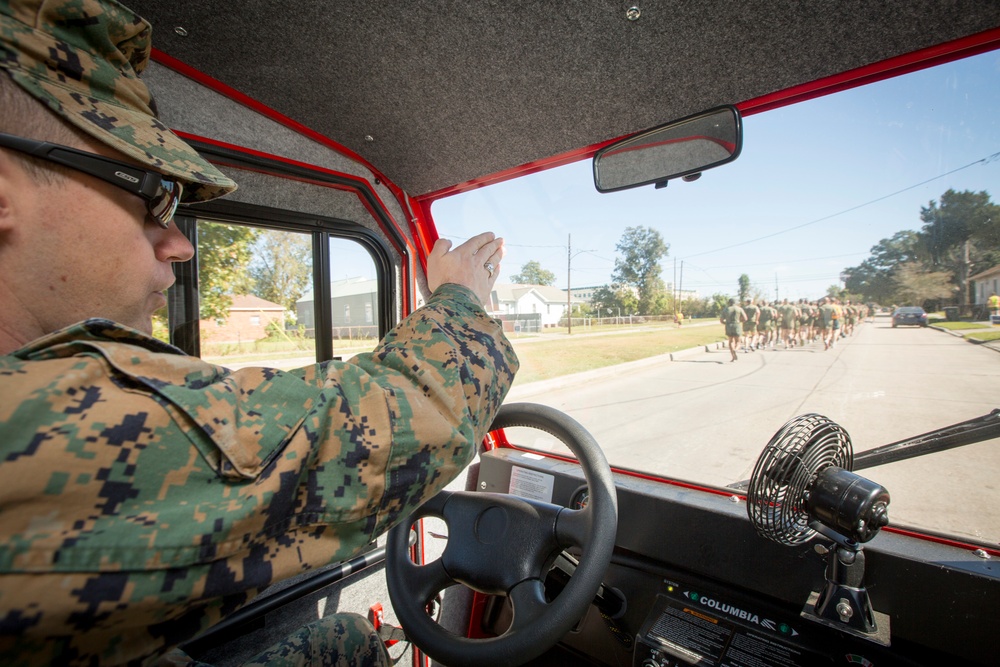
[418,488,452,517]
[555,507,590,548]
[402,557,454,605]
[507,578,550,633]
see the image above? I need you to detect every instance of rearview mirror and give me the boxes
[593,105,742,193]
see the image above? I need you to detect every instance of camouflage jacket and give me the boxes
[0,283,518,666]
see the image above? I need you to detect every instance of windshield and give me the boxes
[433,50,1000,547]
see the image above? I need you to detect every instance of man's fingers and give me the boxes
[426,232,505,304]
[430,238,453,259]
[478,237,506,265]
[468,232,496,253]
[493,239,506,263]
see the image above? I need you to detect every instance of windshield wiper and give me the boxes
[852,408,1000,471]
[729,409,1000,491]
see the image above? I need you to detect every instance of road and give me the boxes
[506,315,1000,547]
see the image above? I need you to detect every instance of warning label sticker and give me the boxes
[508,466,555,503]
[640,591,834,667]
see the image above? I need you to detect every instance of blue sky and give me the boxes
[431,50,1000,302]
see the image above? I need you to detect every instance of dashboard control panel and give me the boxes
[632,574,914,667]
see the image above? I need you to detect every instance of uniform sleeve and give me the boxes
[0,285,518,665]
[344,283,518,530]
[137,281,519,563]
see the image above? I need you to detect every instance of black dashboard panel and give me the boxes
[476,448,999,666]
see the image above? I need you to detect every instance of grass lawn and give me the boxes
[510,324,727,385]
[965,329,1000,342]
[202,337,376,365]
[934,321,992,330]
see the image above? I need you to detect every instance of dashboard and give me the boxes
[473,448,998,666]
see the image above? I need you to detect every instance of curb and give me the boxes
[669,345,713,361]
[508,343,711,400]
[929,324,1000,354]
[929,324,963,337]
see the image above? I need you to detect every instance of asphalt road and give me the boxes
[506,315,1000,547]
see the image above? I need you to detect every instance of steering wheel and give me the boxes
[386,402,618,666]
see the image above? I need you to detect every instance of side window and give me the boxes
[327,237,380,359]
[166,216,388,365]
[197,222,316,370]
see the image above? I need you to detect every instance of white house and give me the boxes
[970,264,1000,305]
[489,283,583,329]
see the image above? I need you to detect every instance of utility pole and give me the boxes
[774,273,779,302]
[567,233,572,334]
[673,257,677,318]
[679,260,684,311]
[566,234,595,334]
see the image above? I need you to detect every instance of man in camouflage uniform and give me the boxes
[0,1,518,664]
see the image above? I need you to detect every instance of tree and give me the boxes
[198,221,259,321]
[708,293,730,317]
[611,226,669,314]
[738,274,751,302]
[843,231,922,304]
[680,296,708,318]
[892,263,955,308]
[920,189,999,305]
[511,260,556,286]
[591,283,638,318]
[248,229,313,313]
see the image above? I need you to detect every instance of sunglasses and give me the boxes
[0,132,183,228]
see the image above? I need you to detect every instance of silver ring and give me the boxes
[484,261,495,277]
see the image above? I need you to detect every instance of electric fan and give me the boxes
[746,414,890,641]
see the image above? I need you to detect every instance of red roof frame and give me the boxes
[411,27,1000,253]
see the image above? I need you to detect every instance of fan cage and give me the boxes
[747,414,852,546]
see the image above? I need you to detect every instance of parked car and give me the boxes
[892,306,929,327]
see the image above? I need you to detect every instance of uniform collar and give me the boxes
[8,319,184,360]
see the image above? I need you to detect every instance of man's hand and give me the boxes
[427,232,506,306]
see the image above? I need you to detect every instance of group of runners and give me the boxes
[719,296,873,362]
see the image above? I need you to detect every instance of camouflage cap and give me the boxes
[0,0,236,202]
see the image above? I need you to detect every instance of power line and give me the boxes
[694,251,867,270]
[681,151,1000,260]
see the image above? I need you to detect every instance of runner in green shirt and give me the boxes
[778,299,799,349]
[720,298,747,362]
[758,301,775,349]
[742,299,760,352]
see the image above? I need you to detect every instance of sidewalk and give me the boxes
[504,318,717,345]
[930,320,1000,354]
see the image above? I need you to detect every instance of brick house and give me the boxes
[201,294,285,343]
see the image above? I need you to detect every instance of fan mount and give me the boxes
[745,413,891,642]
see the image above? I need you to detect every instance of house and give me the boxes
[970,264,1000,305]
[489,283,584,330]
[568,283,699,305]
[566,285,602,303]
[201,294,285,343]
[296,277,379,338]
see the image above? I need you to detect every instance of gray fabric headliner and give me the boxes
[128,0,1000,197]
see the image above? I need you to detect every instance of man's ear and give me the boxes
[0,151,22,229]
